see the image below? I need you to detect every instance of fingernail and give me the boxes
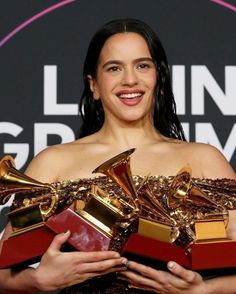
[168,261,175,269]
[122,258,129,267]
[113,252,120,258]
[63,229,69,234]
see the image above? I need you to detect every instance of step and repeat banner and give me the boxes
[0,0,235,229]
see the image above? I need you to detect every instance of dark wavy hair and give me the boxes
[78,18,185,141]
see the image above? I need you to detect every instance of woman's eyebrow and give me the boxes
[135,57,154,63]
[102,60,123,68]
[102,57,154,68]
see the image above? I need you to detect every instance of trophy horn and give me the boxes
[92,148,140,213]
[0,155,57,217]
[167,166,219,208]
[138,177,176,226]
[137,177,180,243]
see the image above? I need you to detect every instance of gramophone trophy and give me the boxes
[0,155,60,268]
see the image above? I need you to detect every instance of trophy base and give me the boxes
[122,233,236,271]
[46,208,112,251]
[0,225,55,269]
[0,208,112,269]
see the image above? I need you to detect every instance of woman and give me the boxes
[0,18,236,293]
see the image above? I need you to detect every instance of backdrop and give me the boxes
[0,0,236,230]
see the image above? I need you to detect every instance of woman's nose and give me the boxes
[122,68,138,86]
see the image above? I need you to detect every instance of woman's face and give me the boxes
[88,32,157,125]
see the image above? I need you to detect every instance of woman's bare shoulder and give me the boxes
[175,141,218,153]
[24,144,65,181]
[168,140,221,155]
[182,141,224,159]
[30,136,96,162]
[25,140,86,180]
[181,142,235,179]
[24,135,102,181]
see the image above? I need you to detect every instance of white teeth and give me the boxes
[119,93,143,99]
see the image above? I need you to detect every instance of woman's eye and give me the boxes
[137,63,150,70]
[107,66,120,72]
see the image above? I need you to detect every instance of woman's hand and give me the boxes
[33,230,127,291]
[120,261,206,294]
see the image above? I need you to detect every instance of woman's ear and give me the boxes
[87,75,100,100]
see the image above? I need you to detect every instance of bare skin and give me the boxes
[0,32,235,293]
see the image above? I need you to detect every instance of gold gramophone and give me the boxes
[0,155,60,236]
[92,148,140,227]
[136,178,179,244]
[167,166,229,246]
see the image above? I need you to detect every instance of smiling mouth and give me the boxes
[117,90,144,100]
[119,93,143,99]
[116,91,144,106]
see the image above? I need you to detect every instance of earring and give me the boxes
[93,93,100,100]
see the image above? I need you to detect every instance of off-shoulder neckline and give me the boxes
[52,175,235,185]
